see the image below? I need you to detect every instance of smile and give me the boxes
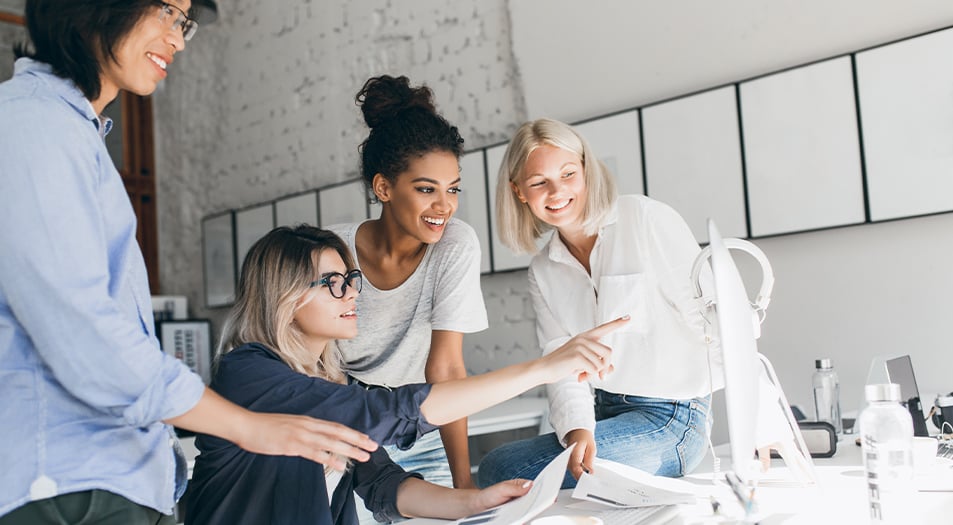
[423,216,446,226]
[340,309,356,319]
[546,199,571,211]
[146,53,167,71]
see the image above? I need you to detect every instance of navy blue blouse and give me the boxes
[185,343,438,525]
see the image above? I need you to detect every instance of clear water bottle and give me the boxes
[859,383,915,524]
[812,358,842,435]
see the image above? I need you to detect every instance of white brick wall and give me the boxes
[152,0,536,373]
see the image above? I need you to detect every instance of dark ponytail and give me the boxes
[355,75,464,195]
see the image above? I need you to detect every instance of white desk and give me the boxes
[406,436,953,524]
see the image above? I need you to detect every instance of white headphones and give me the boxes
[690,238,775,339]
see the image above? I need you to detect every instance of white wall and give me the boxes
[153,1,953,441]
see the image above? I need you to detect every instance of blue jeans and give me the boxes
[476,391,710,489]
[383,430,453,487]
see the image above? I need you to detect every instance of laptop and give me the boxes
[885,355,930,437]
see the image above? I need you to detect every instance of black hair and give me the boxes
[355,75,465,196]
[14,0,163,101]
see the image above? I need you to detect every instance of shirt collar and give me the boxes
[14,57,113,138]
[545,199,620,265]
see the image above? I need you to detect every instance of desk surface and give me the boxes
[406,436,953,524]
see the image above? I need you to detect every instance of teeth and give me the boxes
[423,217,445,226]
[341,310,356,317]
[546,200,570,211]
[147,53,167,70]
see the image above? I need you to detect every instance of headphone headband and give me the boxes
[691,238,774,315]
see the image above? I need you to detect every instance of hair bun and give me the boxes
[356,75,436,129]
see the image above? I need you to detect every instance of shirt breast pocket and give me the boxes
[597,273,653,335]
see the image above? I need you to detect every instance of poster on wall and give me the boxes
[158,320,212,384]
[856,27,953,221]
[275,191,319,228]
[235,202,275,274]
[455,150,492,273]
[319,179,369,227]
[202,211,237,308]
[642,86,747,243]
[740,56,865,237]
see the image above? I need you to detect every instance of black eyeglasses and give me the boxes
[309,269,363,299]
[156,2,198,41]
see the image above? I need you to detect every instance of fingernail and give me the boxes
[522,480,532,488]
[620,314,630,320]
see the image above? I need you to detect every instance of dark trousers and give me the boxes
[0,490,174,525]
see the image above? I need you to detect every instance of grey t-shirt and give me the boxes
[329,218,489,387]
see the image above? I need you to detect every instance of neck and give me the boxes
[558,226,597,273]
[90,85,120,116]
[364,213,428,261]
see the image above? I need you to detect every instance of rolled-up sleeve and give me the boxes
[0,101,205,427]
[352,448,423,522]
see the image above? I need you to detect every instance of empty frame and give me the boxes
[275,191,318,227]
[202,211,236,308]
[456,150,492,273]
[642,86,747,243]
[856,27,953,221]
[235,203,275,273]
[319,179,369,227]
[573,110,644,197]
[740,56,865,237]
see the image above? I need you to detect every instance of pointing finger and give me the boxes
[583,315,630,339]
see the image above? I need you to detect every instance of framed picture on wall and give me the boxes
[739,56,865,237]
[235,202,275,274]
[319,178,369,227]
[856,27,953,221]
[455,150,492,273]
[275,191,319,227]
[157,319,212,384]
[573,110,645,197]
[202,211,237,308]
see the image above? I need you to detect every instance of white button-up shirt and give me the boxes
[528,195,721,443]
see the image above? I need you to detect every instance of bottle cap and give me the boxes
[865,383,901,402]
[815,358,832,369]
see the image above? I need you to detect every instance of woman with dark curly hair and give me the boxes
[328,75,484,490]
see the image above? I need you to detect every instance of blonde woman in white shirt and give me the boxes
[478,118,713,488]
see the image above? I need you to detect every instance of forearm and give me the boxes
[395,478,479,519]
[439,419,473,487]
[164,387,251,444]
[421,360,546,425]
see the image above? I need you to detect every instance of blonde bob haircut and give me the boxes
[495,118,617,254]
[217,225,351,383]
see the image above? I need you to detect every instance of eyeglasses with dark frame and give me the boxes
[309,269,363,299]
[156,1,198,41]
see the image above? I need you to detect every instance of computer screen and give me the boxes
[707,219,761,484]
[706,219,816,487]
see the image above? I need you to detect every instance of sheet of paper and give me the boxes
[454,444,575,525]
[571,458,705,508]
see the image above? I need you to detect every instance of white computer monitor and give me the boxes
[706,219,816,488]
[707,219,762,484]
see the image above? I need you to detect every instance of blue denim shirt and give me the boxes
[0,58,206,517]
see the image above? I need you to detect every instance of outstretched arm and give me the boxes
[419,316,628,426]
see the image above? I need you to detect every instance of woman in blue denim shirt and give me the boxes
[186,225,627,524]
